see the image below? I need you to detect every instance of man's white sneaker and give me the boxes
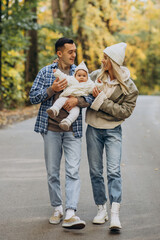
[49,210,63,224]
[93,204,108,224]
[62,215,86,229]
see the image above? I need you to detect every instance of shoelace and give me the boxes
[97,206,105,216]
[54,210,61,217]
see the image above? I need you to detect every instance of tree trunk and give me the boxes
[51,0,62,19]
[25,1,38,105]
[51,0,78,26]
[6,0,9,19]
[77,27,90,61]
[62,0,72,26]
[76,1,90,62]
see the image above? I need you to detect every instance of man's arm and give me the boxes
[29,69,67,104]
[63,95,94,112]
[29,70,49,104]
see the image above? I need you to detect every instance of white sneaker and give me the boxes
[62,215,86,229]
[93,204,108,224]
[109,202,122,230]
[49,210,63,224]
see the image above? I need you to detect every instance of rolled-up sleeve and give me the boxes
[29,70,50,104]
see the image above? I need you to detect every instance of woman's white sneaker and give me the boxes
[109,202,122,230]
[93,204,108,224]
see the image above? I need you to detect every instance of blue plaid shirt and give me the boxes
[29,62,91,138]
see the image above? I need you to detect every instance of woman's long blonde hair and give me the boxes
[98,57,130,95]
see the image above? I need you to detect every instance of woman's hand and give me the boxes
[92,86,101,98]
[97,78,102,83]
[51,78,67,92]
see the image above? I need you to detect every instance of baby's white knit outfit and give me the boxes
[47,68,102,131]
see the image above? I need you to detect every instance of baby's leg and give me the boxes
[59,106,80,131]
[47,97,68,119]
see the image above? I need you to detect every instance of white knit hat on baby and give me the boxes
[103,42,127,66]
[74,61,89,75]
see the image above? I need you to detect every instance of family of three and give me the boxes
[29,37,138,231]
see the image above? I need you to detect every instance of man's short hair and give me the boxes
[55,37,74,52]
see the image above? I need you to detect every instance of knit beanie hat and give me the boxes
[74,61,89,75]
[103,42,127,66]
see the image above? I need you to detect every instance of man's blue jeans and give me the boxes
[42,131,82,210]
[86,125,122,205]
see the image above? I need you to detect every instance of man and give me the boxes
[29,37,88,229]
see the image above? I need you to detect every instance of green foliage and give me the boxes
[0,0,39,108]
[136,42,160,94]
[38,23,76,68]
[0,0,160,110]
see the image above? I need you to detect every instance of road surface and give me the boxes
[0,95,160,240]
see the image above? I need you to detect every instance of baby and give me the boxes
[47,61,102,131]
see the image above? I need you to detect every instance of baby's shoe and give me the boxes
[59,119,71,131]
[47,107,59,119]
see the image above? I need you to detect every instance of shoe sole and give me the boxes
[62,222,86,229]
[109,225,121,231]
[93,216,108,224]
[49,217,63,225]
[47,109,56,119]
[59,123,69,131]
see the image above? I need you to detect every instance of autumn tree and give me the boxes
[51,0,76,27]
[1,0,160,111]
[0,0,39,109]
[25,0,38,105]
[0,0,3,110]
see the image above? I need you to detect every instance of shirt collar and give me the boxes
[51,62,58,69]
[51,62,76,70]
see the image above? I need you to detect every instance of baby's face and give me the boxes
[75,70,88,83]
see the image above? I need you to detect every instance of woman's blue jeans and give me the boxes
[42,131,82,210]
[86,125,122,205]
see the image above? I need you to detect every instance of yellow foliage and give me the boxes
[8,68,19,78]
[38,1,52,24]
[3,0,159,103]
[8,50,20,57]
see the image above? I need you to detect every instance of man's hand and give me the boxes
[63,96,78,112]
[52,78,67,92]
[92,86,101,98]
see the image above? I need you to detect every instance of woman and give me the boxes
[85,42,138,230]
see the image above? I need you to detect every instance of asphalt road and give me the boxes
[0,95,160,240]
